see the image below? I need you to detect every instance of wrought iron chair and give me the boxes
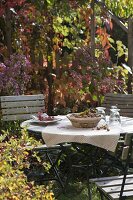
[102,93,133,117]
[0,94,71,191]
[86,93,133,199]
[89,133,133,200]
[101,93,133,161]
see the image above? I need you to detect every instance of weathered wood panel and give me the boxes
[1,106,44,115]
[1,100,44,108]
[2,114,33,121]
[102,93,133,117]
[90,175,133,199]
[0,94,45,121]
[1,94,44,102]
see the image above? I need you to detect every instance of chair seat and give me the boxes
[90,174,133,199]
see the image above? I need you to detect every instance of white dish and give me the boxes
[30,117,62,124]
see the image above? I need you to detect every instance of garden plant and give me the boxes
[0,0,133,199]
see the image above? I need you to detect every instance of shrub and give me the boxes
[0,53,31,95]
[53,45,122,113]
[0,129,54,200]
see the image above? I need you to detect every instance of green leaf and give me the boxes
[108,37,115,43]
[116,40,123,46]
[56,16,63,24]
[92,95,98,101]
[63,38,72,48]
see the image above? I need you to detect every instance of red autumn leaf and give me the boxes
[102,38,107,47]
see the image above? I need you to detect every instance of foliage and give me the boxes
[105,0,133,19]
[0,53,31,95]
[53,44,127,113]
[0,0,132,113]
[108,38,131,93]
[0,0,26,16]
[0,129,54,200]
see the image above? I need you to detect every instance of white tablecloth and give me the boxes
[21,116,133,152]
[41,116,122,152]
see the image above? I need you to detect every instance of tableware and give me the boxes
[67,113,101,128]
[96,107,106,121]
[109,108,121,127]
[31,117,62,124]
[31,113,49,120]
[111,105,118,109]
[31,115,38,120]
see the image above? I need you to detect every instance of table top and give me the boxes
[21,115,133,152]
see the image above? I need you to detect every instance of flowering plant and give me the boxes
[0,53,31,95]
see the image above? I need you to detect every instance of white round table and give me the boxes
[21,115,133,152]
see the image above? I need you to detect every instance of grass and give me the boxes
[52,180,101,200]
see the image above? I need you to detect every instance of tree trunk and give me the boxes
[90,0,101,105]
[5,7,12,56]
[127,17,133,94]
[90,0,95,61]
[46,14,54,116]
[47,50,54,116]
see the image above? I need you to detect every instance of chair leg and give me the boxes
[46,151,65,190]
[119,135,133,199]
[86,167,92,200]
[98,189,105,200]
[87,181,92,200]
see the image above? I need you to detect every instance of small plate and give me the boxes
[31,117,62,124]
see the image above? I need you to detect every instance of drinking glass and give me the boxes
[109,108,121,127]
[96,107,106,121]
[111,105,118,109]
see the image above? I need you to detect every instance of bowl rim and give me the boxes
[66,113,101,120]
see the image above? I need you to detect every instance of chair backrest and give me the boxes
[102,93,133,117]
[0,94,45,121]
[121,133,133,162]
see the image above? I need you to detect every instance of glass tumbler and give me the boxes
[109,108,121,127]
[96,107,106,121]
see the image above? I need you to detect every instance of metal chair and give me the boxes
[0,94,71,191]
[102,93,133,117]
[89,133,133,200]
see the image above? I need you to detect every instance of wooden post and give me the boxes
[127,17,133,94]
